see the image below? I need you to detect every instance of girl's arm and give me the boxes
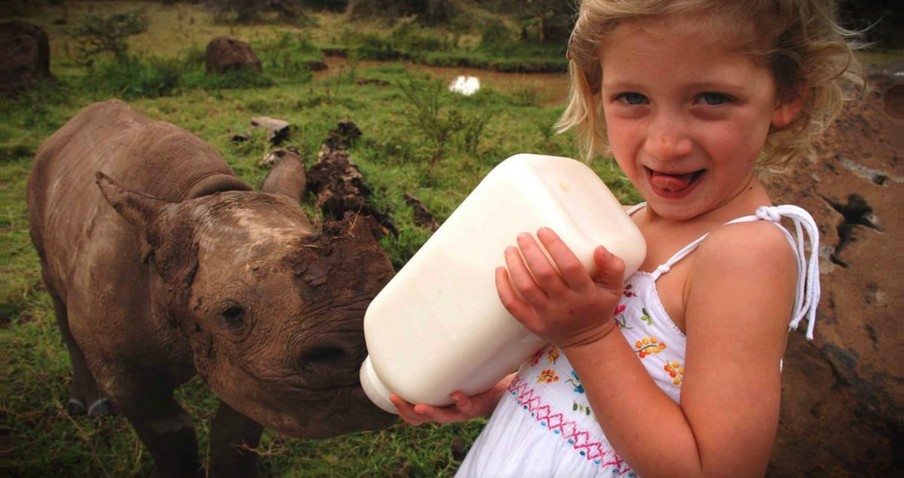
[497,225,796,477]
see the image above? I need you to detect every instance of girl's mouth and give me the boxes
[647,168,704,198]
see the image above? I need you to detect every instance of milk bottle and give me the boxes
[360,154,646,413]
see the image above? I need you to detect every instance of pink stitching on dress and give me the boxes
[509,376,633,474]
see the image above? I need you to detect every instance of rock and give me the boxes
[205,36,262,75]
[762,74,903,476]
[0,20,52,94]
[250,115,292,145]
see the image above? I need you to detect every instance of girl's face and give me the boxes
[600,16,801,221]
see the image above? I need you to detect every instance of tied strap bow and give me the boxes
[753,205,821,340]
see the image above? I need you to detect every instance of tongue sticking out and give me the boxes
[651,171,698,193]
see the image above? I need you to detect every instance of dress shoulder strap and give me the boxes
[626,203,647,216]
[725,205,821,340]
[627,203,821,339]
[627,203,709,282]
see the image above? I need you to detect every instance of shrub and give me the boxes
[397,74,464,163]
[180,67,274,91]
[69,9,149,61]
[205,0,308,24]
[255,32,322,79]
[83,55,182,99]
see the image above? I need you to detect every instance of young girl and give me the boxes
[392,1,865,476]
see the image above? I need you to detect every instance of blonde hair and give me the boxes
[557,0,868,167]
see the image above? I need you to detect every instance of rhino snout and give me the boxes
[295,338,366,385]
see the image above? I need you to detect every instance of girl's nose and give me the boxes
[644,114,694,160]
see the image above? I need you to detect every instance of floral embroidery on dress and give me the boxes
[664,361,684,386]
[613,304,632,329]
[634,336,666,358]
[528,349,544,367]
[547,347,560,364]
[573,401,593,416]
[639,307,653,326]
[567,370,595,418]
[537,369,559,383]
[566,370,584,394]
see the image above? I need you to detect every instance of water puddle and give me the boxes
[449,75,481,95]
[318,56,569,106]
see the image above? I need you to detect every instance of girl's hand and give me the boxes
[390,375,514,426]
[496,227,625,349]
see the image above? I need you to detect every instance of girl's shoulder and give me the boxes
[695,219,797,274]
[689,219,799,308]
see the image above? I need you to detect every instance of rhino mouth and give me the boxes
[255,385,396,438]
[210,368,396,437]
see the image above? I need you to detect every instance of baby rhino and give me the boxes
[26,100,397,477]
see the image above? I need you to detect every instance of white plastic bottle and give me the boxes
[360,153,646,413]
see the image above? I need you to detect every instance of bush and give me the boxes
[69,9,149,61]
[83,55,182,99]
[389,20,453,52]
[478,17,515,51]
[205,0,308,24]
[255,32,322,79]
[397,74,463,163]
[180,67,274,91]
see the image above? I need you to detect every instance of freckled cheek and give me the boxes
[607,124,643,172]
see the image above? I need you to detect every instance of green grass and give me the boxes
[0,2,636,477]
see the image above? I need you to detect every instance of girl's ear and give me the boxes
[771,89,806,129]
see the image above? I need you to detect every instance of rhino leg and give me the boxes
[208,400,264,478]
[49,293,111,417]
[112,376,202,478]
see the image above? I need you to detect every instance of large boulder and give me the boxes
[205,36,262,74]
[764,73,903,475]
[0,20,52,94]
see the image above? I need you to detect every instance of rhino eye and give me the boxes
[219,304,246,331]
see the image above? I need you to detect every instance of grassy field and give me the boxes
[0,2,641,477]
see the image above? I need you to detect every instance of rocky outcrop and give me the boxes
[764,74,903,476]
[205,36,262,74]
[0,20,51,94]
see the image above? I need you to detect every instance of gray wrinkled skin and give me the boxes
[26,100,397,477]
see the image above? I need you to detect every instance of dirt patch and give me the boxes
[884,84,904,119]
[762,72,903,476]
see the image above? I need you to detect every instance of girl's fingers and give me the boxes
[503,243,548,304]
[593,245,626,291]
[390,394,426,426]
[514,233,559,290]
[497,265,549,336]
[495,266,534,321]
[535,227,593,290]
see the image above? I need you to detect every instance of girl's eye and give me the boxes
[698,92,730,105]
[617,92,648,105]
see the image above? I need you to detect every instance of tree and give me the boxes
[69,9,149,60]
[346,0,453,25]
[205,0,307,24]
[520,0,574,44]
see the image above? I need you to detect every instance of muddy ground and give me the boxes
[762,69,902,476]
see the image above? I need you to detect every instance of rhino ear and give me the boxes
[95,171,168,262]
[96,172,198,290]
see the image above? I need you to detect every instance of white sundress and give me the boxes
[455,205,821,478]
